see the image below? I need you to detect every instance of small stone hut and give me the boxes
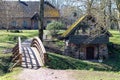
[59,15,111,60]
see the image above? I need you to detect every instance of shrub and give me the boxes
[46,21,64,37]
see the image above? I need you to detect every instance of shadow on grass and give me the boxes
[8,35,27,42]
[0,55,12,76]
[0,46,9,49]
[46,42,120,72]
[103,42,120,71]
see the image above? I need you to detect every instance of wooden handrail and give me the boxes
[10,37,22,71]
[31,37,47,65]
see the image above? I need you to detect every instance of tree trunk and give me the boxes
[108,0,112,29]
[39,0,44,41]
[116,0,120,12]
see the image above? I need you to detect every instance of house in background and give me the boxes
[59,15,111,60]
[31,1,60,29]
[0,1,60,29]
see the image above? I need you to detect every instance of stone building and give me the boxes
[0,1,60,29]
[59,15,111,60]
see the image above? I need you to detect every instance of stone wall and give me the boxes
[99,44,108,59]
[64,43,108,60]
[64,43,80,59]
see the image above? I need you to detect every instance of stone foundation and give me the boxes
[64,43,108,60]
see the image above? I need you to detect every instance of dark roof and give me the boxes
[69,35,109,44]
[1,1,59,18]
[44,1,56,9]
[31,13,39,20]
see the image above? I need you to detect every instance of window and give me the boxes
[47,20,51,24]
[22,21,28,29]
[11,21,17,27]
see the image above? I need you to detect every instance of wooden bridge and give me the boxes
[10,37,47,70]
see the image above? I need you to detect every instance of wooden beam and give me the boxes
[39,0,44,41]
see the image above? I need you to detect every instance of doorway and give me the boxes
[86,46,94,59]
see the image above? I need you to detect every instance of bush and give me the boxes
[46,21,64,37]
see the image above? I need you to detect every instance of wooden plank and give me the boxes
[26,47,34,68]
[12,53,21,62]
[22,47,28,68]
[31,47,44,67]
[31,37,47,65]
[24,47,32,68]
[29,47,40,68]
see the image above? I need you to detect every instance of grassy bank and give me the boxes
[47,52,112,71]
[0,30,120,80]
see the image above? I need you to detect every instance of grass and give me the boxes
[46,49,120,79]
[110,30,120,44]
[0,30,38,80]
[0,30,38,53]
[47,52,112,71]
[0,68,22,80]
[0,30,120,80]
[103,30,120,72]
[46,30,120,72]
[45,30,120,79]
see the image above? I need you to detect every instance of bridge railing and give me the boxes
[31,37,47,66]
[10,37,22,70]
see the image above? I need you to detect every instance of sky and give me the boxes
[3,0,39,1]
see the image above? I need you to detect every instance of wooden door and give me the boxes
[86,47,94,59]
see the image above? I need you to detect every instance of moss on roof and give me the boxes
[61,15,87,38]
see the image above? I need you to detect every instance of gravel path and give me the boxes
[17,68,75,80]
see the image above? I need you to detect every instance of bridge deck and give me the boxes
[22,47,42,69]
[11,37,46,70]
[21,38,44,69]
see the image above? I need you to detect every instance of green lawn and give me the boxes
[110,30,120,44]
[47,52,111,71]
[0,30,38,53]
[0,30,120,80]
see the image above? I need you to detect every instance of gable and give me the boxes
[0,1,60,18]
[60,14,111,39]
[44,3,60,18]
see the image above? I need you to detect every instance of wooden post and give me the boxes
[18,37,22,65]
[44,53,48,65]
[39,0,44,41]
[19,54,22,65]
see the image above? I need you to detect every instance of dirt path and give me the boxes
[17,68,75,80]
